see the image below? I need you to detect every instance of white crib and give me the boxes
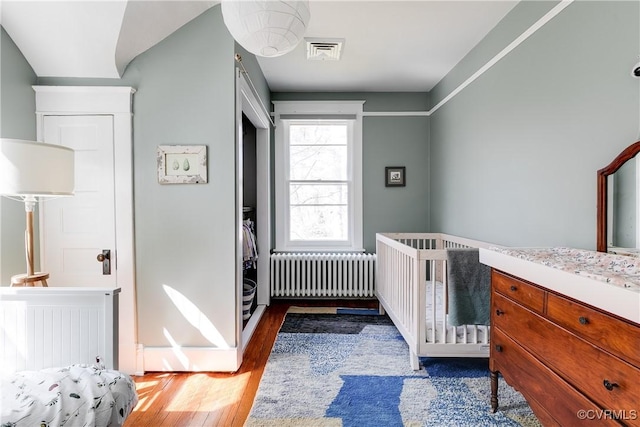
[376,233,496,370]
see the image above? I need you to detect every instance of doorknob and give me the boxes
[97,249,111,275]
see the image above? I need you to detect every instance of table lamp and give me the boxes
[0,138,75,286]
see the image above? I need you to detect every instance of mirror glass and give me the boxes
[599,141,640,254]
[609,156,638,250]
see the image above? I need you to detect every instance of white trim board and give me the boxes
[343,0,575,118]
[236,71,271,361]
[33,85,138,375]
[272,100,364,253]
[363,111,430,117]
[430,0,574,115]
[0,197,2,285]
[141,346,241,373]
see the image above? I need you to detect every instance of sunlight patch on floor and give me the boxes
[134,382,162,412]
[165,372,253,412]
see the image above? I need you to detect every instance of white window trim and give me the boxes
[274,100,364,252]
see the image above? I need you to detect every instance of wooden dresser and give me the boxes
[489,269,640,426]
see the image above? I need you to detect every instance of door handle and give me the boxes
[97,249,111,275]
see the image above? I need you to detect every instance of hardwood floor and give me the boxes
[123,299,376,427]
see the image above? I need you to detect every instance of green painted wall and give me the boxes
[124,8,238,348]
[429,0,640,249]
[5,0,639,359]
[37,7,244,349]
[271,92,430,252]
[0,27,38,286]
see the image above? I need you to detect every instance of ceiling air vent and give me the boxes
[305,38,344,61]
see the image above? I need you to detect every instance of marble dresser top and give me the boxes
[490,247,640,292]
[480,247,640,324]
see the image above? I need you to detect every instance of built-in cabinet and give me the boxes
[236,72,271,349]
[242,114,258,323]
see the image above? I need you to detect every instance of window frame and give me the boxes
[274,101,364,252]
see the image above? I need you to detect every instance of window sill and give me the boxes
[273,248,366,254]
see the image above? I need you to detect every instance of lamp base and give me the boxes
[11,272,49,287]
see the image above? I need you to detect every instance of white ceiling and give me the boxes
[1,0,519,92]
[260,1,518,92]
[1,1,216,78]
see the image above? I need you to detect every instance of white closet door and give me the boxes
[41,115,117,288]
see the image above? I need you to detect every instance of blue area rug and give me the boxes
[246,309,540,427]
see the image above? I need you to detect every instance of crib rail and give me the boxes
[376,233,495,369]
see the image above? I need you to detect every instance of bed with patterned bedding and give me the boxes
[1,364,138,427]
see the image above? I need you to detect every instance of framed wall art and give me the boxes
[385,166,406,187]
[157,145,208,184]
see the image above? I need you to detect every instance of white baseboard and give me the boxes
[140,346,241,373]
[136,306,268,375]
[242,304,266,347]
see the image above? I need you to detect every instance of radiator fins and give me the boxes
[270,253,376,297]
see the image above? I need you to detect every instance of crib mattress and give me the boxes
[1,364,138,427]
[425,280,489,344]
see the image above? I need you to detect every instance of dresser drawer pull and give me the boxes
[509,285,517,291]
[495,309,505,316]
[495,345,503,353]
[578,316,589,325]
[603,380,619,391]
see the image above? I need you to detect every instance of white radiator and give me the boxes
[0,287,120,375]
[270,253,376,297]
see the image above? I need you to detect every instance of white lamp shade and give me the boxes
[0,138,75,197]
[221,0,310,57]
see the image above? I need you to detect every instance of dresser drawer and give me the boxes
[492,292,640,424]
[547,292,640,368]
[492,270,545,313]
[491,327,619,426]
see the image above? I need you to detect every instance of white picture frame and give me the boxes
[157,145,208,184]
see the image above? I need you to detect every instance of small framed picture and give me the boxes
[385,166,406,187]
[157,145,208,184]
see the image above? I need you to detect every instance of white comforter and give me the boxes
[1,364,138,427]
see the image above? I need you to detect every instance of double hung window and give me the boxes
[274,101,364,252]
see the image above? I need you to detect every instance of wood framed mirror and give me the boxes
[597,140,640,252]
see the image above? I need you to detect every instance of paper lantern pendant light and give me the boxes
[221,0,310,57]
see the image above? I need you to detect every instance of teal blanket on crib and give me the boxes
[446,248,491,326]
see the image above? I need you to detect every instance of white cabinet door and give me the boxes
[41,115,117,288]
